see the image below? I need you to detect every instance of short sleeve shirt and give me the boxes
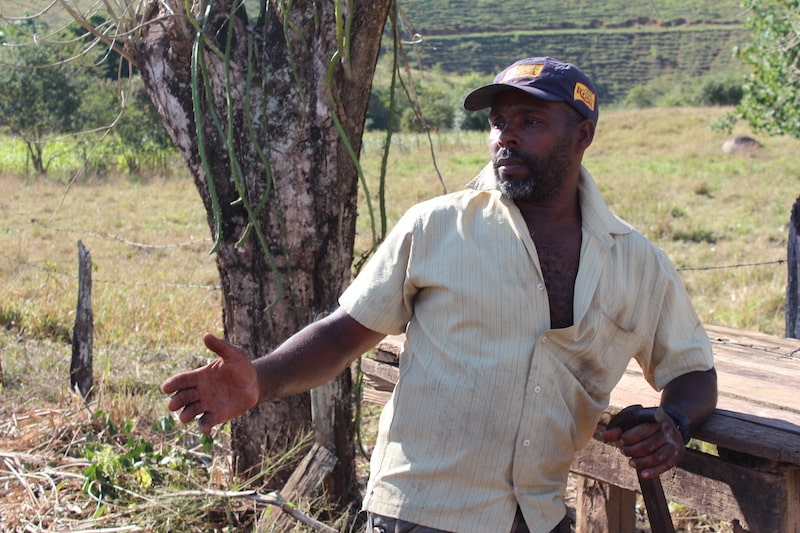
[339,165,713,533]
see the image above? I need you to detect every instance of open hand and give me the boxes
[160,334,260,434]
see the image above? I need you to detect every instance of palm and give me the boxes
[161,334,259,434]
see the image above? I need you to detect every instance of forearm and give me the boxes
[660,367,718,432]
[254,308,386,402]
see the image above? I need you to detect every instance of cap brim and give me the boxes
[463,83,562,111]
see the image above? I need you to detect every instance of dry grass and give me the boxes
[2,106,800,530]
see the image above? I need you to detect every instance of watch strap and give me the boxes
[662,406,692,445]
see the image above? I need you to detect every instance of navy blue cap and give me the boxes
[464,57,598,124]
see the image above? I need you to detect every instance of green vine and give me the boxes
[188,1,394,318]
[189,0,302,315]
[190,5,223,254]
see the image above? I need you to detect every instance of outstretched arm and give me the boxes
[603,367,717,479]
[160,307,386,434]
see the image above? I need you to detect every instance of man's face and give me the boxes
[487,91,580,202]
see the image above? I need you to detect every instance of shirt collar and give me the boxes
[466,162,632,244]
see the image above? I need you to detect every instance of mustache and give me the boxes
[495,147,519,159]
[494,147,524,163]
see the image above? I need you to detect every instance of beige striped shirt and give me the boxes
[340,164,713,533]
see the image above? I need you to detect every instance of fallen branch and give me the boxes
[161,489,338,533]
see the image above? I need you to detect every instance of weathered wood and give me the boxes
[257,443,337,533]
[361,324,800,532]
[608,324,800,466]
[361,356,399,392]
[70,240,93,400]
[575,477,636,533]
[787,196,800,338]
[310,372,357,503]
[312,381,337,450]
[573,430,795,532]
[375,335,403,364]
[361,356,399,406]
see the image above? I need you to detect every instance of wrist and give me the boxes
[661,406,692,445]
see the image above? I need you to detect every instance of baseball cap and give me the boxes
[463,57,598,124]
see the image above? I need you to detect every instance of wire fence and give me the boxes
[4,220,221,291]
[1,220,789,292]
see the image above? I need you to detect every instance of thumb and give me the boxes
[203,333,243,361]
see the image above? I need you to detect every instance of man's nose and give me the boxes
[496,124,519,147]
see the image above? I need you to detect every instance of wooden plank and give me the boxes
[361,357,399,392]
[575,477,636,533]
[788,468,800,533]
[375,335,403,364]
[361,326,800,531]
[572,439,793,533]
[257,443,337,533]
[360,324,800,465]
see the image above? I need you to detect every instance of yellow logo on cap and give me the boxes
[501,64,544,81]
[574,82,596,111]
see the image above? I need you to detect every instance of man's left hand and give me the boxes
[601,415,685,479]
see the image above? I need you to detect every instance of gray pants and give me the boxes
[366,507,571,533]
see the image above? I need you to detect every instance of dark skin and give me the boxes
[488,90,717,478]
[161,89,718,484]
[161,307,384,435]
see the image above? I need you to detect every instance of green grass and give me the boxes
[2,105,799,530]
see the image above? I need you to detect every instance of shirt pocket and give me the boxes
[548,311,640,402]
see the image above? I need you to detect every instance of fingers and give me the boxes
[161,334,223,394]
[160,333,253,435]
[164,386,220,432]
[160,371,194,395]
[616,420,685,478]
[203,333,240,360]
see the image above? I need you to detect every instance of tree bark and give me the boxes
[129,0,392,503]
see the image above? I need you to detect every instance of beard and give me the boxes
[493,142,572,202]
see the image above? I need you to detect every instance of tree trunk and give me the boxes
[129,0,392,502]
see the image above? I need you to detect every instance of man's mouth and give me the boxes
[495,157,526,177]
[494,149,526,176]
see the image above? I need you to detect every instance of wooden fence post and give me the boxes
[70,240,93,400]
[787,197,800,338]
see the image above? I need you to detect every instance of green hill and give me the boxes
[6,0,750,105]
[396,0,744,34]
[394,0,749,104]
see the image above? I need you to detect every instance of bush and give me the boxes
[623,73,744,108]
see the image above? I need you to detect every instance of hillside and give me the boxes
[4,0,751,105]
[394,0,749,104]
[397,0,745,34]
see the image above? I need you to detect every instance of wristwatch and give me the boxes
[662,406,692,445]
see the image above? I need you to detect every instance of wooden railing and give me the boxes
[360,324,800,533]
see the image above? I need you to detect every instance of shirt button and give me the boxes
[534,386,542,394]
[523,439,531,447]
[541,336,548,343]
[537,283,545,291]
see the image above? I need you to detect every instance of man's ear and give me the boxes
[576,119,595,151]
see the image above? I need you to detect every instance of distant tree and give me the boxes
[0,22,85,175]
[64,15,133,80]
[723,0,800,137]
[80,77,176,174]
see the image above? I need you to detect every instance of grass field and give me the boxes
[2,105,800,530]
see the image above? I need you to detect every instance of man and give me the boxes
[162,57,717,533]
